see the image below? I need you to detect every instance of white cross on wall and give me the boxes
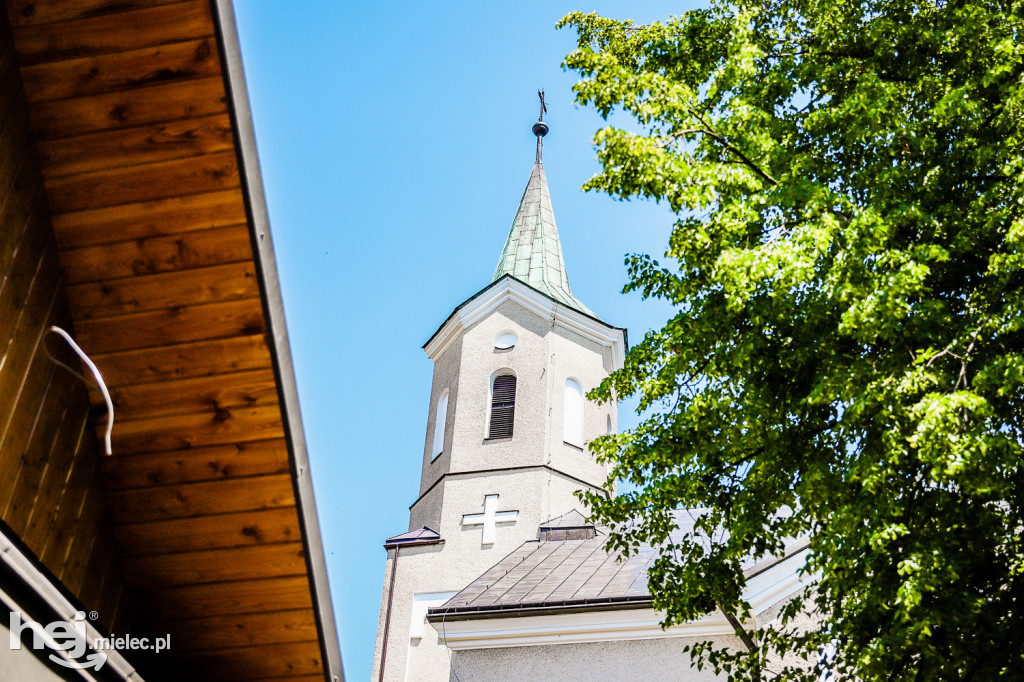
[462,494,519,545]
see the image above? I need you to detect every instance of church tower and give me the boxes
[371,100,627,682]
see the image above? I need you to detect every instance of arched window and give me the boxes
[488,373,516,439]
[564,378,584,447]
[431,390,448,459]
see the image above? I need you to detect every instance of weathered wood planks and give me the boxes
[100,438,292,491]
[66,260,259,319]
[29,75,228,139]
[21,37,221,103]
[120,542,309,589]
[113,506,304,557]
[8,0,183,28]
[136,575,315,621]
[1,0,331,677]
[175,640,323,680]
[52,188,246,249]
[12,1,213,65]
[38,113,235,178]
[106,473,296,523]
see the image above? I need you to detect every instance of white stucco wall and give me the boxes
[448,636,742,682]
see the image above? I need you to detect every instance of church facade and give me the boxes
[371,112,810,682]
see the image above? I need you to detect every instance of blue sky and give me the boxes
[233,2,698,678]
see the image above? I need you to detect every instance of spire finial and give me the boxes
[532,90,549,162]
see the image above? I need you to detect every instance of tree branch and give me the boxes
[685,109,780,187]
[722,607,762,681]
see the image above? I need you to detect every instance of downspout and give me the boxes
[379,546,399,682]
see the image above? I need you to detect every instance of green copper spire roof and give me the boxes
[493,98,596,318]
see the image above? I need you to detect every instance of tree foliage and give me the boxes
[560,0,1024,679]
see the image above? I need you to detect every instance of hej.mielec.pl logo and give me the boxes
[9,610,170,671]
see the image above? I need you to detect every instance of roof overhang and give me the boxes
[1,0,343,678]
[423,274,627,370]
[213,2,343,678]
[429,546,812,650]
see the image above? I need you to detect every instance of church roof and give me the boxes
[428,516,654,617]
[428,510,808,620]
[492,124,596,318]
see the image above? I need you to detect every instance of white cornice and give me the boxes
[432,548,811,650]
[424,277,627,369]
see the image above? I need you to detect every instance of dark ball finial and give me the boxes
[532,121,549,137]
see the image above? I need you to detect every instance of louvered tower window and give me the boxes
[488,374,516,439]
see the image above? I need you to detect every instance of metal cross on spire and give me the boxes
[532,89,549,162]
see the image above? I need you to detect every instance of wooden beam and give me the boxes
[21,37,220,103]
[98,367,278,423]
[100,438,290,491]
[135,576,314,621]
[108,403,285,455]
[52,189,246,250]
[45,148,239,213]
[67,261,259,320]
[7,0,182,28]
[12,1,213,65]
[58,224,252,284]
[74,297,266,355]
[173,640,322,680]
[105,473,295,523]
[38,113,234,178]
[28,75,227,139]
[112,506,303,556]
[163,608,318,652]
[119,542,308,589]
[91,334,271,388]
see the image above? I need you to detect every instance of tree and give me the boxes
[559,1,1024,679]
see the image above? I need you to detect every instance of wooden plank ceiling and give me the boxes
[4,1,327,679]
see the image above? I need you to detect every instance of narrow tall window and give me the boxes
[564,378,584,447]
[431,390,448,458]
[488,374,516,439]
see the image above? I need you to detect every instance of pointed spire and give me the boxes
[493,94,596,318]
